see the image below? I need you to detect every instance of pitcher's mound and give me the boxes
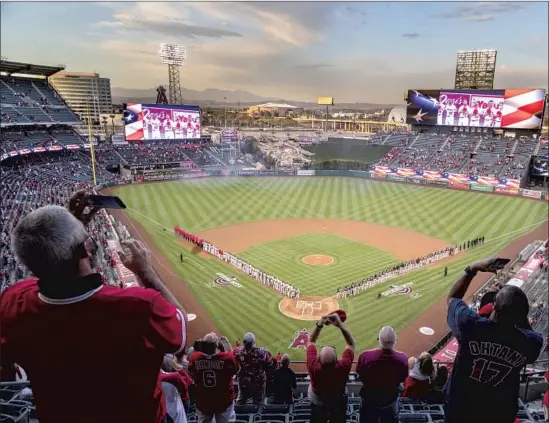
[279,295,340,321]
[302,254,334,266]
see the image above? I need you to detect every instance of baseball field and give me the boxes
[111,177,548,360]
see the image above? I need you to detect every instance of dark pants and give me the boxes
[359,399,399,423]
[236,381,265,405]
[311,401,346,423]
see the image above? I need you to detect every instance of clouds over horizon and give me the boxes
[1,2,547,103]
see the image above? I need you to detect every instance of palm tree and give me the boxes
[101,116,109,135]
[109,114,116,134]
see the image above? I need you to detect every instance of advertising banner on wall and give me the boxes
[495,186,519,195]
[520,189,543,199]
[470,184,494,193]
[406,177,425,185]
[426,179,449,187]
[387,174,407,182]
[297,170,315,176]
[449,181,470,190]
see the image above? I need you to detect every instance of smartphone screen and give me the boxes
[87,195,127,209]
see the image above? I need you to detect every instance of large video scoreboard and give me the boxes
[406,89,546,130]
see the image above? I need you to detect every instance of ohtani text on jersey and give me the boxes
[468,341,527,368]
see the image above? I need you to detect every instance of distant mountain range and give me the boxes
[111,87,397,110]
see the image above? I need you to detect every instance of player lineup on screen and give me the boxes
[143,107,200,140]
[123,103,201,141]
[406,88,546,130]
[437,92,503,128]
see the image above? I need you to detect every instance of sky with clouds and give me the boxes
[1,1,547,103]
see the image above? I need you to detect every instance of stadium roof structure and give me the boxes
[256,102,297,109]
[0,60,65,77]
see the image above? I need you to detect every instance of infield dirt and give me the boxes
[109,206,547,371]
[196,218,451,260]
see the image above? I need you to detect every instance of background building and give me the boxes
[247,102,300,117]
[49,72,112,123]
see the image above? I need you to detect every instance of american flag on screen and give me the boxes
[124,103,145,141]
[501,89,546,129]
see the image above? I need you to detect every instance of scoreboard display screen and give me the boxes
[124,103,201,141]
[406,89,546,130]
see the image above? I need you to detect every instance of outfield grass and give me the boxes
[114,177,548,359]
[239,233,399,295]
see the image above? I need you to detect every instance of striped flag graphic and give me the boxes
[501,89,546,129]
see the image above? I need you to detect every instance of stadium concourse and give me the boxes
[1,65,549,422]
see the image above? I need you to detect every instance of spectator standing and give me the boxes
[402,352,435,400]
[188,333,239,423]
[445,257,543,423]
[233,332,277,405]
[0,192,187,423]
[307,313,355,423]
[271,354,297,404]
[356,326,408,423]
[160,354,193,412]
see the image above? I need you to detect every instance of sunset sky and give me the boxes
[1,1,547,103]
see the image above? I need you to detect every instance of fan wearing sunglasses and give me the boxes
[306,312,355,423]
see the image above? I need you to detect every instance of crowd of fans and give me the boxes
[0,156,547,423]
[376,133,544,180]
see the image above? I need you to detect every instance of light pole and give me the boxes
[159,44,186,104]
[224,96,227,128]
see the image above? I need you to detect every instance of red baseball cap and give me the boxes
[330,309,347,323]
[478,303,494,317]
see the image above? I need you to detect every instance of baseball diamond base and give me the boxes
[302,255,334,266]
[279,295,340,321]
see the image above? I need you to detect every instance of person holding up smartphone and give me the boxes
[444,257,543,423]
[1,191,188,423]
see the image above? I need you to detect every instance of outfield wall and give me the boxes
[100,168,549,202]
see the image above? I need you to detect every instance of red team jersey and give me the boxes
[188,351,240,415]
[0,276,186,423]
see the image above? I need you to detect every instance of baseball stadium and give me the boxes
[1,53,549,421]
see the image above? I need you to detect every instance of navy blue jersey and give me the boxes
[445,299,543,423]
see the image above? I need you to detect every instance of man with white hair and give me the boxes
[356,326,408,423]
[307,313,355,423]
[188,333,239,423]
[233,332,277,405]
[0,191,187,423]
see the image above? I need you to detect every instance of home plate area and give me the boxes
[279,295,339,321]
[297,300,322,315]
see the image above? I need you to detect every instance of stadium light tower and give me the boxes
[159,43,186,105]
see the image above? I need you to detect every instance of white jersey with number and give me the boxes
[484,112,494,127]
[458,111,469,126]
[437,105,445,125]
[164,119,175,139]
[151,118,161,139]
[445,105,456,125]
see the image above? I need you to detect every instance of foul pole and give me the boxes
[86,100,97,185]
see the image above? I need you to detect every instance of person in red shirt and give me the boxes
[188,333,240,423]
[402,352,435,400]
[0,192,187,423]
[160,354,193,412]
[307,313,355,423]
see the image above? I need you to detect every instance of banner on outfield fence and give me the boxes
[371,166,520,189]
[406,177,425,185]
[495,186,519,195]
[520,189,543,199]
[470,184,494,193]
[297,170,315,176]
[387,174,407,182]
[449,181,470,190]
